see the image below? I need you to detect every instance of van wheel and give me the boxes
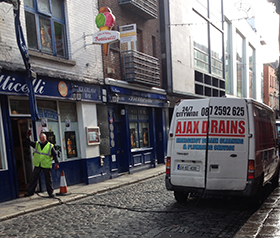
[174,191,188,203]
[250,183,264,208]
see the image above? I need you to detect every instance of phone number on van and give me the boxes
[201,106,245,117]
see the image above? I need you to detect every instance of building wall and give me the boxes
[77,102,100,159]
[0,0,103,83]
[263,64,276,108]
[161,0,265,102]
[224,3,263,101]
[163,0,194,95]
[0,0,107,202]
[0,3,23,66]
[97,0,162,83]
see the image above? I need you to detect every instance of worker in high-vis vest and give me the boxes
[25,131,59,198]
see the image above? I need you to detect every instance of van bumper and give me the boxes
[165,175,262,197]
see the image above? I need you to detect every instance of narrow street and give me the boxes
[0,174,263,238]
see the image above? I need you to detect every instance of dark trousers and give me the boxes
[27,166,53,196]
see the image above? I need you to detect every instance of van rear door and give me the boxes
[206,98,248,190]
[170,99,209,189]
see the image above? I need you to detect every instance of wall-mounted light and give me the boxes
[112,93,119,103]
[71,83,82,101]
[165,100,170,108]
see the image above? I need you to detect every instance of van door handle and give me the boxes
[230,154,237,158]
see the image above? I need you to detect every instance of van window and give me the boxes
[276,121,280,140]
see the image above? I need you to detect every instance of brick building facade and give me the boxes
[263,63,279,110]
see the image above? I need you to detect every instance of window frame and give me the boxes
[236,31,245,97]
[0,103,8,170]
[24,0,68,58]
[128,107,151,150]
[248,44,256,98]
[8,97,80,162]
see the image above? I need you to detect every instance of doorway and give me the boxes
[11,119,33,197]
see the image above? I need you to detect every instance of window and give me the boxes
[152,36,156,57]
[210,25,223,78]
[10,99,30,115]
[9,98,80,161]
[248,45,255,98]
[36,100,79,161]
[196,0,208,17]
[209,0,222,29]
[224,20,232,94]
[129,107,150,149]
[24,0,67,58]
[193,12,209,73]
[137,29,143,52]
[59,102,79,159]
[0,105,7,170]
[236,32,244,97]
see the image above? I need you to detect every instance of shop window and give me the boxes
[9,99,31,115]
[0,106,7,170]
[35,100,79,161]
[129,107,150,149]
[24,0,67,58]
[59,102,79,160]
[36,100,61,160]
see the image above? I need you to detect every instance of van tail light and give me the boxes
[166,157,171,175]
[170,133,174,138]
[248,160,255,179]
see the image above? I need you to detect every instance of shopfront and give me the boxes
[105,78,168,176]
[0,69,103,202]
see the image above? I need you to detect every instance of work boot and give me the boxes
[24,192,34,197]
[49,194,55,198]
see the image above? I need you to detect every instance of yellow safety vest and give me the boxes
[33,141,54,169]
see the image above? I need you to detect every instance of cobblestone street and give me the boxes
[0,174,260,238]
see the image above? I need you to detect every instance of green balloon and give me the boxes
[95,13,106,28]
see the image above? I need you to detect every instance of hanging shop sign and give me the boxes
[92,30,120,44]
[94,6,117,56]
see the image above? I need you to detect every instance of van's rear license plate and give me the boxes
[177,164,200,172]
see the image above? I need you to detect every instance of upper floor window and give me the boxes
[236,32,244,97]
[224,19,232,94]
[248,45,255,98]
[24,0,67,58]
[193,11,209,73]
[209,0,222,29]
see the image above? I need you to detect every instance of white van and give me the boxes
[166,97,280,202]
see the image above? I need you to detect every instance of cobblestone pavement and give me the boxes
[0,174,261,238]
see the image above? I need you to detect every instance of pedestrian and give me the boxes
[24,131,59,198]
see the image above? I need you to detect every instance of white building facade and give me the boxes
[160,0,265,107]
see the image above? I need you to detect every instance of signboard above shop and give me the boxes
[0,71,103,103]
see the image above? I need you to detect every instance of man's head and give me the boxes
[39,133,47,143]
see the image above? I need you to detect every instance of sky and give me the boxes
[242,0,279,63]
